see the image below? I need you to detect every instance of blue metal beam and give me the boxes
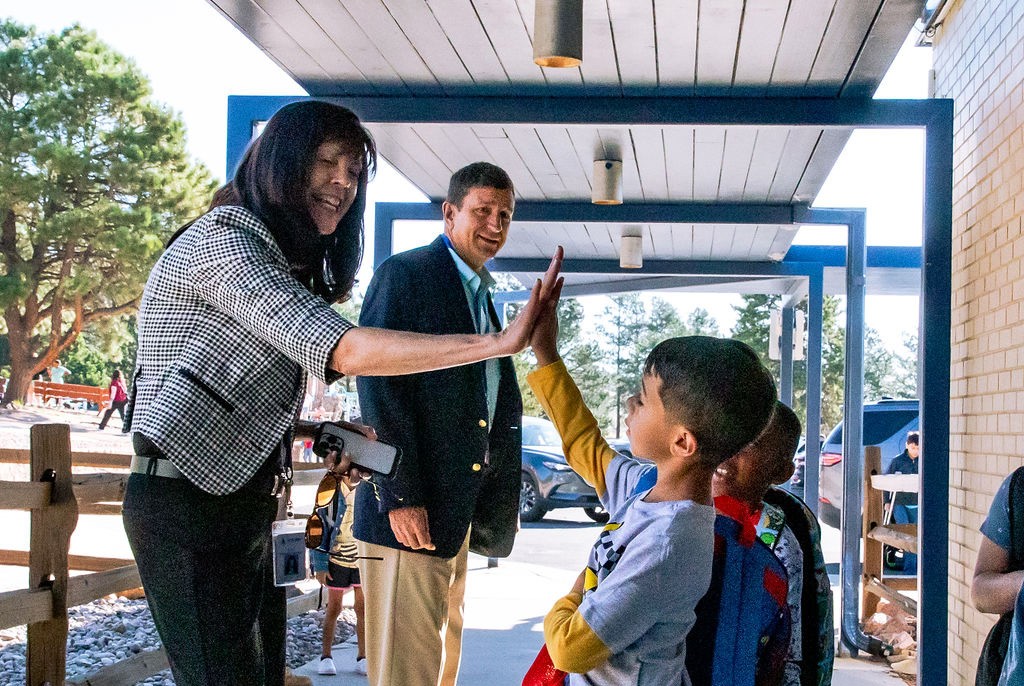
[804,264,823,517]
[918,96,954,686]
[374,200,800,225]
[227,93,951,128]
[492,275,776,302]
[489,257,820,277]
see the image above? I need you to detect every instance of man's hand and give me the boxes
[389,506,435,551]
[529,274,564,367]
[498,247,564,356]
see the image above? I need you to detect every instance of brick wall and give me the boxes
[931,0,1024,681]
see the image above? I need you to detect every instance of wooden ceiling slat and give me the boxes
[211,0,332,82]
[476,133,545,198]
[692,127,725,200]
[504,129,569,199]
[438,125,493,164]
[768,128,822,201]
[413,126,473,171]
[472,0,548,86]
[841,0,925,98]
[631,128,670,201]
[692,224,717,259]
[767,227,798,258]
[806,0,880,93]
[649,224,673,259]
[695,0,743,89]
[579,0,624,94]
[794,129,852,202]
[425,0,510,87]
[673,223,695,259]
[256,0,372,88]
[606,0,658,93]
[718,127,759,200]
[379,0,475,88]
[374,124,453,195]
[653,0,698,91]
[371,127,448,199]
[733,0,790,90]
[297,0,408,91]
[663,127,695,201]
[613,130,646,203]
[710,223,738,259]
[342,0,444,93]
[535,128,592,197]
[743,128,790,202]
[747,224,779,258]
[770,0,840,90]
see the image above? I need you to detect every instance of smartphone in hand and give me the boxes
[313,423,399,477]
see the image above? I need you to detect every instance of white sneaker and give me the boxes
[355,657,368,675]
[318,657,337,675]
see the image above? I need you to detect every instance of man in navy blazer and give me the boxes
[355,162,523,686]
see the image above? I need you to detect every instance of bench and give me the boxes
[31,381,109,412]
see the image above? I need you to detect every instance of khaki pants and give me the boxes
[358,534,470,686]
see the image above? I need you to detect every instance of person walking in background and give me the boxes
[120,102,562,686]
[355,162,536,686]
[311,466,368,676]
[97,369,129,431]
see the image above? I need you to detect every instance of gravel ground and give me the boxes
[0,593,355,685]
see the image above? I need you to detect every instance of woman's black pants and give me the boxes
[122,471,285,686]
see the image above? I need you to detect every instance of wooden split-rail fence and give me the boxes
[0,424,325,686]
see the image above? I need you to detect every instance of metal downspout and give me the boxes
[839,211,888,655]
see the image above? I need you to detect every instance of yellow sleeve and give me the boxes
[544,592,612,674]
[527,360,617,497]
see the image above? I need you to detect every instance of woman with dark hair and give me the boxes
[121,100,562,686]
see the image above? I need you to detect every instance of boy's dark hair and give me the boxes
[643,336,777,467]
[750,401,802,471]
[446,162,514,207]
[906,430,920,446]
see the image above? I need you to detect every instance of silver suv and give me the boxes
[818,399,919,529]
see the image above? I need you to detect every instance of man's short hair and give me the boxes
[750,402,802,472]
[906,430,920,445]
[446,162,514,207]
[643,336,777,468]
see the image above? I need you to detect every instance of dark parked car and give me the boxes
[818,399,919,529]
[519,416,608,523]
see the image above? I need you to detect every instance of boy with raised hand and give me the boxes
[526,301,777,685]
[710,401,834,686]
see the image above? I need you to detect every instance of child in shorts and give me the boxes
[311,471,367,676]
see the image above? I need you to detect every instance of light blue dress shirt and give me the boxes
[441,234,500,425]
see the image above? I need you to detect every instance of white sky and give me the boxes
[7,1,929,350]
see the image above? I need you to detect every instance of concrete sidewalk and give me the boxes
[292,558,574,685]
[292,557,905,686]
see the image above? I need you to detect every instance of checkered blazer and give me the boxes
[126,206,353,495]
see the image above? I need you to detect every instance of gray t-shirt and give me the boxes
[573,455,716,686]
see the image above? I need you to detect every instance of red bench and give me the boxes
[31,381,110,411]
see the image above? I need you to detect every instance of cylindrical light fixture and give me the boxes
[593,159,622,205]
[534,0,583,68]
[620,226,643,269]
